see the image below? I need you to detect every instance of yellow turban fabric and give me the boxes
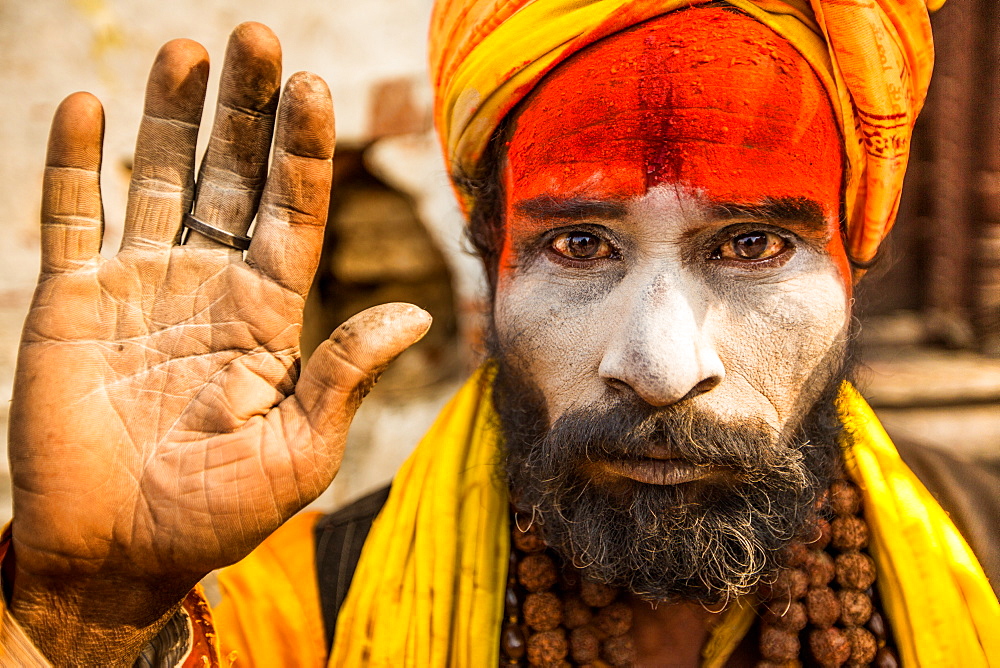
[429,0,941,264]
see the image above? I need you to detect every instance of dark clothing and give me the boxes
[314,485,392,650]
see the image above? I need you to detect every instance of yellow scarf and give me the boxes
[330,368,1000,666]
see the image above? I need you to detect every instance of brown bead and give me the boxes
[579,580,617,607]
[569,626,600,663]
[527,629,568,665]
[505,585,520,621]
[835,552,876,591]
[519,553,559,592]
[563,600,592,633]
[866,610,887,640]
[805,550,836,588]
[874,646,900,668]
[831,516,869,552]
[830,480,862,516]
[592,601,632,637]
[760,626,800,661]
[808,627,851,667]
[513,521,547,554]
[781,542,810,569]
[601,634,636,666]
[838,589,873,626]
[763,601,808,632]
[845,625,878,663]
[524,592,563,631]
[757,662,803,668]
[501,622,526,660]
[563,595,593,629]
[806,587,841,629]
[769,567,809,602]
[810,517,832,551]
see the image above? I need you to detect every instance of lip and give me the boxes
[643,444,680,460]
[597,458,725,486]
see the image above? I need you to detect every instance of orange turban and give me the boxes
[429,0,941,264]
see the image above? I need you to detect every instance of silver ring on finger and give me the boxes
[182,212,252,251]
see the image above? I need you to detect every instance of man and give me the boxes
[0,1,997,667]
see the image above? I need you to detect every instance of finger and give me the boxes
[245,72,334,295]
[120,39,209,251]
[40,92,105,275]
[186,22,282,250]
[292,303,432,441]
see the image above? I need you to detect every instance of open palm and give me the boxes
[6,23,428,664]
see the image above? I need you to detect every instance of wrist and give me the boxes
[5,544,190,667]
[10,579,186,667]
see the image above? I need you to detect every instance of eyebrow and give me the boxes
[514,194,832,234]
[514,196,629,221]
[706,197,828,231]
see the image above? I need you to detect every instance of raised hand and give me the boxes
[6,23,430,665]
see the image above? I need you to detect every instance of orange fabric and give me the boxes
[181,587,224,668]
[429,0,940,264]
[213,511,326,668]
[0,524,54,667]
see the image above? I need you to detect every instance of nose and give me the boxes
[598,275,725,406]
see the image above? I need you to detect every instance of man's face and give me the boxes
[490,8,852,601]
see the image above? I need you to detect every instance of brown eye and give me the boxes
[717,231,787,261]
[551,232,614,261]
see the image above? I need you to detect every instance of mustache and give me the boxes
[504,395,817,486]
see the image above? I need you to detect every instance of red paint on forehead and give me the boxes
[506,7,844,215]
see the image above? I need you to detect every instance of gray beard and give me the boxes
[492,357,847,604]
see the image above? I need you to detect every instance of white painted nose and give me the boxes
[598,274,725,406]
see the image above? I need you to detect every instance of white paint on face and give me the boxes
[493,182,851,442]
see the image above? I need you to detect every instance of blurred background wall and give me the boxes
[852,0,1000,464]
[0,0,997,523]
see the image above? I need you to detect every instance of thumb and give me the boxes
[295,302,432,431]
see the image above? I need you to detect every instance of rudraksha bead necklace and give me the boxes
[502,478,898,667]
[503,516,636,666]
[757,478,899,667]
